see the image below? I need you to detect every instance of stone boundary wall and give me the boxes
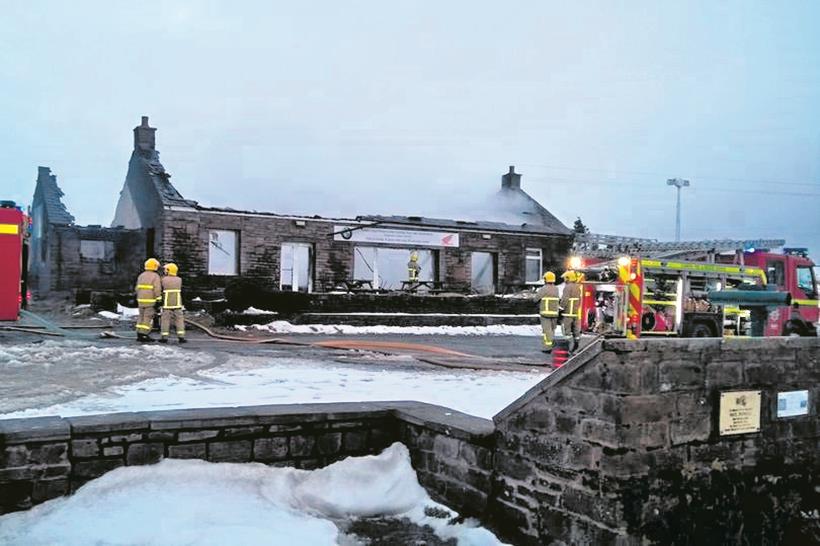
[3,338,818,545]
[493,337,820,545]
[0,402,492,517]
[396,404,496,516]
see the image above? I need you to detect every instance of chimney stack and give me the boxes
[501,165,521,190]
[133,116,157,152]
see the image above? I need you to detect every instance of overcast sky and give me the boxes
[1,1,818,253]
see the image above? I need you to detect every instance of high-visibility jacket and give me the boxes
[407,261,421,281]
[161,275,183,309]
[135,271,162,308]
[561,282,583,319]
[534,284,560,317]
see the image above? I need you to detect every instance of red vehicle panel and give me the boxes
[0,206,25,321]
[738,251,819,336]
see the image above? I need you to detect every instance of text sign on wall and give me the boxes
[334,226,460,248]
[777,390,809,418]
[719,390,762,435]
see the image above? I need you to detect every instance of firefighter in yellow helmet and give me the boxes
[159,262,186,344]
[533,271,559,352]
[560,270,583,352]
[134,258,162,342]
[407,252,421,283]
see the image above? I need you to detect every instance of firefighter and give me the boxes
[533,271,559,352]
[135,258,162,342]
[560,270,583,353]
[159,262,186,344]
[407,252,421,283]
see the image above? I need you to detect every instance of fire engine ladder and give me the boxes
[573,233,785,261]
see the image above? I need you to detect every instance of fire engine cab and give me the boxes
[0,201,30,321]
[574,250,818,339]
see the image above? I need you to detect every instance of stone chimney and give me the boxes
[501,165,521,190]
[133,116,156,152]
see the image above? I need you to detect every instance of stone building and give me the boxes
[29,167,145,296]
[33,117,573,297]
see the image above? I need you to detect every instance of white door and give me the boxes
[280,243,313,292]
[471,252,495,294]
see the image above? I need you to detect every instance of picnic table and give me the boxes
[400,280,447,293]
[326,279,390,294]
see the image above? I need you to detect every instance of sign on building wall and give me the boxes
[719,390,762,435]
[334,226,459,248]
[777,390,809,418]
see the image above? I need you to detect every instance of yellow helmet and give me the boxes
[410,252,418,262]
[543,271,556,283]
[164,263,179,276]
[144,258,160,271]
[562,270,578,282]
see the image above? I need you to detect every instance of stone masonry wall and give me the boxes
[159,208,571,294]
[33,225,145,295]
[4,339,816,544]
[492,337,820,545]
[0,402,493,517]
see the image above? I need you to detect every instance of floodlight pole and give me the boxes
[667,178,690,242]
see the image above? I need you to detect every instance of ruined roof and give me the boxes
[136,148,197,208]
[360,214,570,236]
[495,186,572,236]
[33,166,75,225]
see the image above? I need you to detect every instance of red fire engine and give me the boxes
[0,201,30,321]
[572,249,818,339]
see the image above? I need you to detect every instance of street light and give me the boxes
[667,178,690,242]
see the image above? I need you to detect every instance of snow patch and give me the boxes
[0,353,545,420]
[117,304,139,318]
[0,444,506,546]
[242,306,277,315]
[248,320,541,336]
[0,340,214,372]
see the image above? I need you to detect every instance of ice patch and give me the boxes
[0,444,507,546]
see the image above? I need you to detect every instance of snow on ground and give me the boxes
[240,320,542,336]
[0,341,222,415]
[242,306,278,315]
[0,443,506,546]
[1,350,546,420]
[0,340,214,371]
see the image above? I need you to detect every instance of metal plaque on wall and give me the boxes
[777,390,809,418]
[719,390,762,435]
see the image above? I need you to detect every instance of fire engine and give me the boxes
[0,201,30,321]
[572,249,818,339]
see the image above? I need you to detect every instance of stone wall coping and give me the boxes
[493,339,604,423]
[0,416,70,444]
[1,401,494,442]
[493,336,820,424]
[602,336,820,352]
[390,401,495,441]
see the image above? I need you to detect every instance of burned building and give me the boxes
[35,117,573,298]
[29,167,145,296]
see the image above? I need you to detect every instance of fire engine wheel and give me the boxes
[689,323,713,337]
[782,320,815,337]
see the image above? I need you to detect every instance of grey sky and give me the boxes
[1,1,818,253]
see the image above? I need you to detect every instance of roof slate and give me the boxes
[136,149,196,208]
[33,167,75,225]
